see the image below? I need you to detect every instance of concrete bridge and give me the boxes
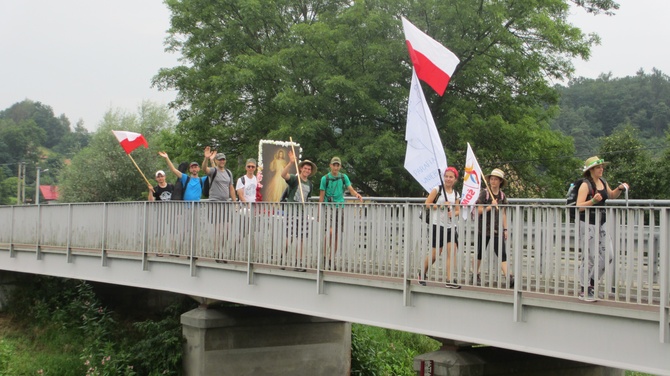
[0,199,668,375]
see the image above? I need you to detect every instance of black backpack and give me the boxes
[566,178,603,221]
[170,162,189,200]
[203,168,232,198]
[281,178,313,202]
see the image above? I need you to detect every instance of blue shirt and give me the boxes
[180,175,207,201]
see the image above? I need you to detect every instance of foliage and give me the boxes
[3,275,188,376]
[154,0,617,198]
[58,102,176,202]
[553,69,670,157]
[597,124,665,199]
[351,324,440,376]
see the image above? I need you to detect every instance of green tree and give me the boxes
[598,123,658,199]
[154,0,617,197]
[58,102,176,203]
[0,100,70,149]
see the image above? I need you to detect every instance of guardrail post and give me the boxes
[9,206,15,258]
[189,203,197,277]
[101,203,108,267]
[317,202,324,295]
[660,207,669,343]
[403,202,411,307]
[66,204,73,263]
[513,205,523,322]
[36,203,42,260]
[142,202,148,271]
[247,203,255,285]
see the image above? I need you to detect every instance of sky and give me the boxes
[1,0,669,132]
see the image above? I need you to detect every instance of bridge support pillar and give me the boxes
[414,341,623,376]
[181,305,351,376]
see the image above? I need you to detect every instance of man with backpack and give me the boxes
[148,170,174,201]
[236,158,259,203]
[319,156,363,270]
[159,151,207,202]
[203,149,237,202]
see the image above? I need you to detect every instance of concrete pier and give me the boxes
[181,305,351,375]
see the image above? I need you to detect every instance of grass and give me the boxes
[0,314,86,375]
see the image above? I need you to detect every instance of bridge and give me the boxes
[0,199,669,375]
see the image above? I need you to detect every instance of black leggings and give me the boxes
[477,235,507,262]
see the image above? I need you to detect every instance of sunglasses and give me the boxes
[246,165,256,169]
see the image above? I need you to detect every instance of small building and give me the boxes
[38,185,59,204]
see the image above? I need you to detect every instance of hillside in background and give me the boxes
[552,69,670,157]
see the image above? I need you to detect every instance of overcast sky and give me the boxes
[1,0,668,131]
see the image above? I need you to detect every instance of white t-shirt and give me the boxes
[235,175,258,202]
[431,188,459,228]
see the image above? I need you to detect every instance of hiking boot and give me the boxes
[578,286,596,302]
[417,271,427,286]
[508,275,515,289]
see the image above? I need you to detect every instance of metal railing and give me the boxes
[0,200,667,307]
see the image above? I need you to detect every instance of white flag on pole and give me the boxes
[460,143,483,219]
[404,69,448,193]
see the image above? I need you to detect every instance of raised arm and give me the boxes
[147,184,155,201]
[282,150,296,180]
[159,151,182,179]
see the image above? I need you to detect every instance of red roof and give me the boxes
[39,185,59,201]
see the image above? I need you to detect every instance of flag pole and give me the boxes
[126,153,151,188]
[289,137,305,203]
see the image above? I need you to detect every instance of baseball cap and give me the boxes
[215,153,226,160]
[330,157,341,165]
[189,161,199,167]
[155,170,166,177]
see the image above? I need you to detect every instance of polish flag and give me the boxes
[112,130,148,154]
[402,17,460,96]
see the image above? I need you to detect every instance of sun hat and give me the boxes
[582,156,610,174]
[155,170,166,177]
[330,156,341,165]
[298,160,318,177]
[486,168,507,188]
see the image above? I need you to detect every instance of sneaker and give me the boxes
[417,271,427,286]
[445,280,461,289]
[508,275,515,289]
[475,274,481,286]
[578,287,597,302]
[293,268,307,272]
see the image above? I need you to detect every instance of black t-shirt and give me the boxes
[153,184,174,201]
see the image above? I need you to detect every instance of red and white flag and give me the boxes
[461,143,483,220]
[112,130,148,154]
[402,17,460,96]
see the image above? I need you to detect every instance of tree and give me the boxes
[154,0,618,197]
[0,100,70,149]
[58,102,176,203]
[598,123,659,199]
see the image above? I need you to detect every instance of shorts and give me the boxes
[324,207,345,232]
[431,225,459,248]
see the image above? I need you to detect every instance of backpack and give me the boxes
[323,174,346,202]
[170,162,189,201]
[203,168,232,198]
[566,178,604,221]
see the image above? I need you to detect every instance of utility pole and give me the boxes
[36,166,41,205]
[16,162,26,205]
[22,163,26,204]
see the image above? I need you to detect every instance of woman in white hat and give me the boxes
[576,156,629,301]
[475,168,512,287]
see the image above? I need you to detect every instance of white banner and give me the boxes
[460,143,483,219]
[403,69,448,193]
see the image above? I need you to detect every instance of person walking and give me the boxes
[418,167,461,289]
[576,156,629,302]
[475,168,512,287]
